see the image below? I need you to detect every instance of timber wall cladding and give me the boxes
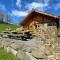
[33,14,57,26]
[29,20,35,32]
[33,15,43,23]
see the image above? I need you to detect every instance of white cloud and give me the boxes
[44,0,50,3]
[30,2,47,8]
[16,0,21,8]
[11,10,28,17]
[27,2,49,11]
[13,0,51,17]
[54,4,60,10]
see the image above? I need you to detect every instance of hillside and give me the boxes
[0,48,19,60]
[0,21,20,32]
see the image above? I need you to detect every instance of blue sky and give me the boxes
[0,0,60,24]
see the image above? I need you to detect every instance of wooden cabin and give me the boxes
[19,10,59,33]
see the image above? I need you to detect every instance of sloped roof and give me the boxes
[20,10,59,25]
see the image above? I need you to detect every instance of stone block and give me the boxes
[16,50,25,60]
[24,52,37,60]
[32,46,45,58]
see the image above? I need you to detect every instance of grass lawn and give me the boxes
[0,48,20,60]
[0,21,20,32]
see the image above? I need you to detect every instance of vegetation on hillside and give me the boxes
[0,48,20,60]
[0,21,20,32]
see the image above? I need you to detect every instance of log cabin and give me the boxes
[19,10,59,33]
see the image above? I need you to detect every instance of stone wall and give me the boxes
[32,26,60,60]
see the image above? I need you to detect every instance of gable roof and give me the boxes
[20,10,59,25]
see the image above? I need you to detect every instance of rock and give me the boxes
[32,43,45,58]
[10,48,17,56]
[16,50,25,60]
[10,43,20,50]
[24,52,37,60]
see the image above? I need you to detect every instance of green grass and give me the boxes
[0,21,20,32]
[0,48,20,60]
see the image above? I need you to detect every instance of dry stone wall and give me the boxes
[32,26,60,60]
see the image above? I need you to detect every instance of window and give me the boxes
[35,24,41,30]
[24,25,29,30]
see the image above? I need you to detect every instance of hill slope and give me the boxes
[0,48,19,60]
[0,21,20,32]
